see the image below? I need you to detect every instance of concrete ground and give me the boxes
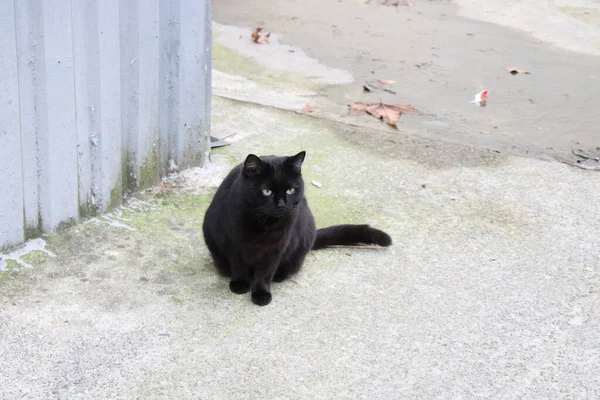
[213,0,600,158]
[2,0,600,399]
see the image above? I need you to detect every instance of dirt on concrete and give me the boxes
[213,0,600,159]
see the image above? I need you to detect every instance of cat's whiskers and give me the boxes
[246,207,269,227]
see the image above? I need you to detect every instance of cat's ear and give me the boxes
[287,151,306,173]
[243,154,266,178]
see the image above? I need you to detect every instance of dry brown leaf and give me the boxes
[378,79,396,85]
[347,102,370,116]
[251,27,261,41]
[379,104,398,128]
[506,67,530,75]
[251,27,270,44]
[301,104,315,113]
[387,104,420,114]
[347,102,420,129]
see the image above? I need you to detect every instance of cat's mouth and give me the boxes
[267,209,293,219]
[247,206,297,226]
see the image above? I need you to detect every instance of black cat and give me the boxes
[202,151,392,306]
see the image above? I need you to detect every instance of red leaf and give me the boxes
[251,27,270,44]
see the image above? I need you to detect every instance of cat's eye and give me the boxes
[286,188,295,195]
[262,189,272,196]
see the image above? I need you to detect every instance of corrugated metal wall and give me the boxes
[0,0,212,251]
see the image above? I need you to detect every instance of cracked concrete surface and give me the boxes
[2,1,600,398]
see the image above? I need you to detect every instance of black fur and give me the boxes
[202,151,392,306]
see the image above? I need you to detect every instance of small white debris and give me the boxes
[311,180,322,188]
[168,159,180,173]
[0,238,56,271]
[568,316,586,326]
[470,90,488,107]
[87,216,136,231]
[178,160,229,194]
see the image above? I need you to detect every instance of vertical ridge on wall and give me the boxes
[158,0,211,172]
[0,0,25,250]
[121,0,161,190]
[38,0,79,231]
[72,0,95,215]
[158,0,181,175]
[14,0,44,238]
[74,0,123,214]
[96,0,122,210]
[202,0,212,162]
[136,0,160,188]
[179,0,211,169]
[1,0,211,251]
[120,0,140,193]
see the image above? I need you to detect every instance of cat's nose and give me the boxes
[277,199,285,208]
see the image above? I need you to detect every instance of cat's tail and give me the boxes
[312,225,392,250]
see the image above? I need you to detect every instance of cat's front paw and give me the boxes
[251,290,272,306]
[229,280,250,294]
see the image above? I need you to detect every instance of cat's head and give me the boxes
[240,151,306,219]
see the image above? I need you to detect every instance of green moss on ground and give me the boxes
[0,259,20,279]
[20,251,50,266]
[1,86,395,290]
[212,42,324,94]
